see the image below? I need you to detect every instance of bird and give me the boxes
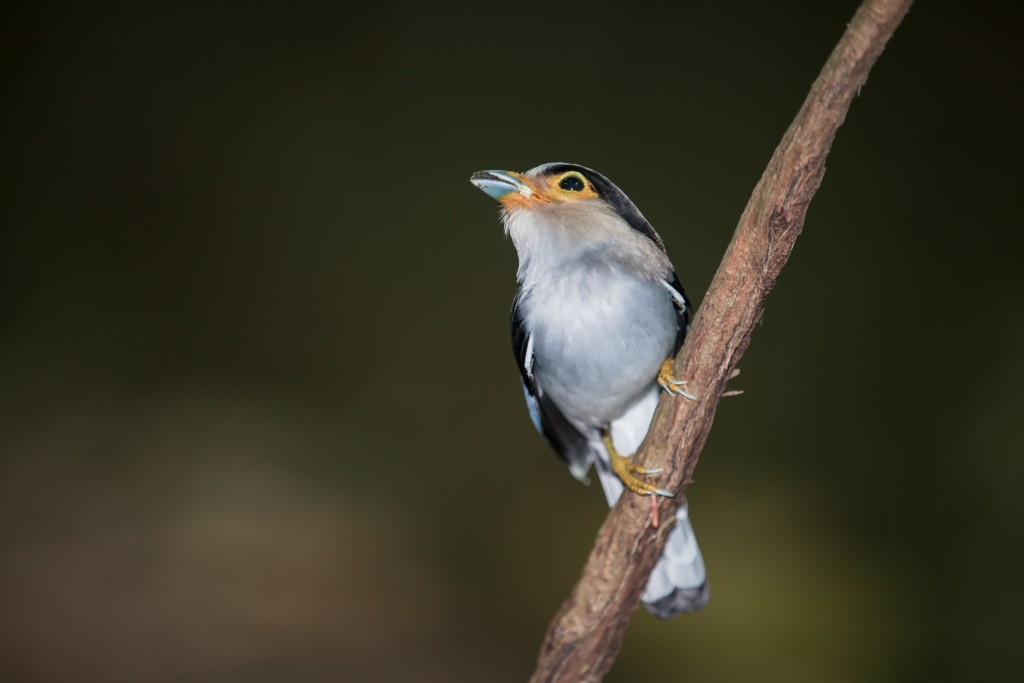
[470,162,708,618]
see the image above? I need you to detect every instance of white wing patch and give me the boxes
[524,333,535,379]
[661,279,686,309]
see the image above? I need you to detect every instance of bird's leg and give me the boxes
[601,430,673,498]
[658,358,696,400]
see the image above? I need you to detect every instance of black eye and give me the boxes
[559,175,585,192]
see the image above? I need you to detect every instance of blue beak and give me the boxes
[470,169,529,200]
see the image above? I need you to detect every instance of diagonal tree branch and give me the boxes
[528,0,914,681]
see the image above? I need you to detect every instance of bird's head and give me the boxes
[469,164,601,208]
[470,162,670,282]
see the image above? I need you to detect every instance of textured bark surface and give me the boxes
[529,1,914,681]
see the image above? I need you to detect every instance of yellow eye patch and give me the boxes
[552,171,599,199]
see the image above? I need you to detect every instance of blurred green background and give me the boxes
[2,1,1022,681]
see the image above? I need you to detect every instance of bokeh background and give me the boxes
[2,1,1022,681]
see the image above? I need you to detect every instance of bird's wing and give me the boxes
[663,271,691,356]
[511,292,594,482]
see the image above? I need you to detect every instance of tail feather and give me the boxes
[593,449,709,619]
[588,387,709,618]
[641,504,709,618]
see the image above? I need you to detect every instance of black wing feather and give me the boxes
[510,292,594,481]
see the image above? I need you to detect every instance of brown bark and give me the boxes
[529,0,914,681]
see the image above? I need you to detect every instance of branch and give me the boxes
[528,1,914,681]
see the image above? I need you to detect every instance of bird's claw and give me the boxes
[660,378,697,400]
[601,433,674,499]
[658,359,697,400]
[644,486,674,498]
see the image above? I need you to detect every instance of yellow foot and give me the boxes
[601,432,673,498]
[658,359,697,400]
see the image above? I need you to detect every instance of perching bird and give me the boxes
[470,162,708,618]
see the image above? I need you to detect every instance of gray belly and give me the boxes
[525,272,676,426]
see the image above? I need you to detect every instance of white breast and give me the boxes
[523,264,675,427]
[503,194,678,428]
